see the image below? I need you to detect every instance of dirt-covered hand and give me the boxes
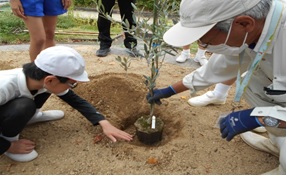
[219,108,262,141]
[146,86,176,105]
[99,120,133,142]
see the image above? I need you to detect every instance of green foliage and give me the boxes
[139,0,179,117]
[74,0,97,8]
[138,0,181,10]
[0,9,122,44]
[74,0,181,11]
[115,56,131,72]
[57,14,78,29]
[0,11,27,44]
[100,0,179,117]
[0,12,25,34]
[0,11,98,43]
[136,0,155,10]
[0,0,125,44]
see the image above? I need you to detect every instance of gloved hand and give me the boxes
[146,86,176,105]
[219,108,263,141]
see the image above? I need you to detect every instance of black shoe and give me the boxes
[126,48,144,58]
[96,48,110,57]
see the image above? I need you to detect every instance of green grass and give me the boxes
[0,10,122,44]
[0,6,198,54]
[0,3,10,11]
[0,10,27,44]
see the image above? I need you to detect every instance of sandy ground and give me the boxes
[0,43,279,174]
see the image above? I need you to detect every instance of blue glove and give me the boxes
[219,108,263,141]
[146,86,176,105]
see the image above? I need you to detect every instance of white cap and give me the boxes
[34,46,90,82]
[163,0,261,47]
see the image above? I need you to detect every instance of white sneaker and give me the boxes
[252,127,267,133]
[5,150,38,162]
[188,91,226,107]
[0,134,38,162]
[28,110,64,125]
[176,51,190,63]
[194,55,208,66]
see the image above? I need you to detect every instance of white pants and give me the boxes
[267,132,286,175]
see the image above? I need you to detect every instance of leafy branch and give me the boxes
[115,56,131,73]
[97,0,179,119]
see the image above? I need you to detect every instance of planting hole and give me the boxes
[75,73,183,146]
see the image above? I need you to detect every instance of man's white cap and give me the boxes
[34,46,90,82]
[163,0,261,47]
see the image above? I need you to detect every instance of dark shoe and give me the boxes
[96,48,110,57]
[126,48,144,58]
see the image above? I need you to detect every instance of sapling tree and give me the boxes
[97,0,179,120]
[134,0,178,119]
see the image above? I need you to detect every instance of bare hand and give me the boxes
[62,0,72,10]
[99,120,133,142]
[7,139,35,154]
[9,0,26,19]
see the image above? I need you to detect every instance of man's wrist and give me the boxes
[169,85,176,94]
[255,117,264,126]
[256,116,286,128]
[161,86,176,97]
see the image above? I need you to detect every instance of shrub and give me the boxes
[74,0,97,8]
[74,0,181,10]
[0,11,25,34]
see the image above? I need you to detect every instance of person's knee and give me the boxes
[31,36,46,47]
[1,98,36,136]
[14,98,37,118]
[45,29,55,41]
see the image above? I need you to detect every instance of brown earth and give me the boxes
[0,44,278,174]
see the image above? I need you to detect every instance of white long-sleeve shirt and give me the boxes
[0,69,105,125]
[182,0,286,122]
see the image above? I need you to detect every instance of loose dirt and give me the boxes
[0,44,278,174]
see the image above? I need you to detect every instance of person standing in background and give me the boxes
[175,44,208,65]
[9,0,71,61]
[96,0,142,57]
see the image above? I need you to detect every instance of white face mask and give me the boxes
[206,23,248,56]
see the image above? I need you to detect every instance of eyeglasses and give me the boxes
[197,39,209,49]
[198,30,221,49]
[67,82,78,89]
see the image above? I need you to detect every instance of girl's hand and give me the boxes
[62,0,72,10]
[9,0,26,19]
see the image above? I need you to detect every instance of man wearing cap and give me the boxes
[147,0,285,174]
[0,46,133,162]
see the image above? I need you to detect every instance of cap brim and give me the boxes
[70,71,90,82]
[163,22,216,47]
